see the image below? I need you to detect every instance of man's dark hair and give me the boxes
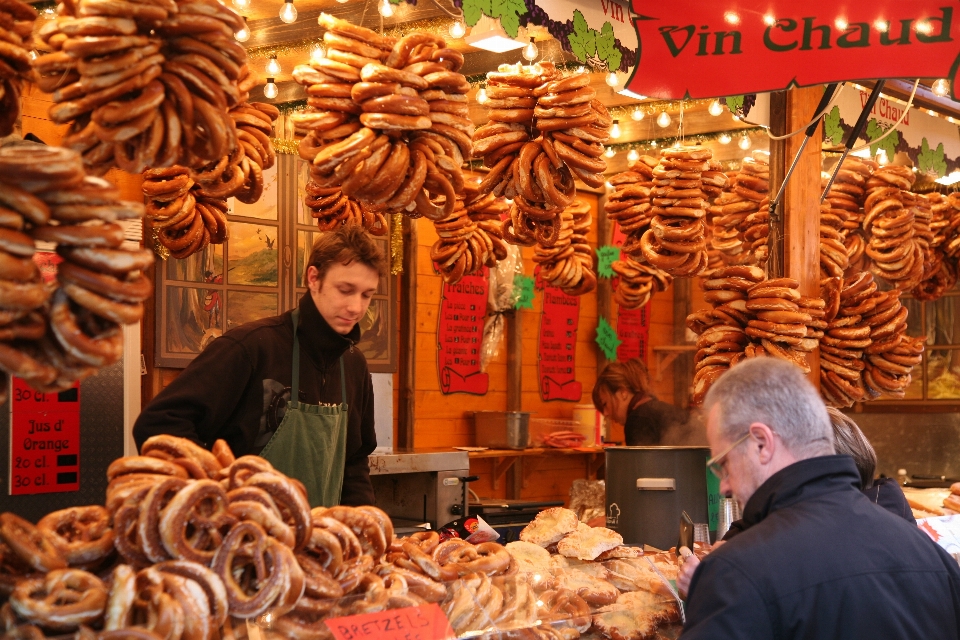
[305,226,387,283]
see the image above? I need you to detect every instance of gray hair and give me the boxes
[703,359,834,459]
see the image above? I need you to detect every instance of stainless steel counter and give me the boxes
[368,450,470,475]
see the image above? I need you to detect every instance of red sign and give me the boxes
[617,303,650,362]
[437,272,489,395]
[9,377,80,495]
[325,603,455,640]
[611,222,627,248]
[538,287,582,402]
[626,2,960,99]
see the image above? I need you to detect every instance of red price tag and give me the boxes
[325,603,454,640]
[9,377,80,496]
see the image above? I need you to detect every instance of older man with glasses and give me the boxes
[678,358,960,639]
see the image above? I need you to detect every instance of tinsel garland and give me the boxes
[270,137,299,155]
[150,226,170,261]
[390,213,403,275]
[599,126,767,155]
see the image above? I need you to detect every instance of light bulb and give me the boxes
[576,66,585,74]
[476,87,488,104]
[606,71,618,87]
[650,141,657,148]
[738,134,751,150]
[522,38,538,62]
[449,20,465,38]
[233,0,249,9]
[610,119,621,139]
[604,146,615,158]
[279,0,297,23]
[234,16,249,42]
[718,133,732,144]
[379,0,393,18]
[266,55,281,75]
[933,78,950,97]
[627,148,639,162]
[656,110,671,128]
[310,44,325,63]
[708,99,723,116]
[877,149,889,165]
[263,78,278,99]
[631,107,644,121]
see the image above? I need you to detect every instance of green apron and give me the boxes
[259,308,349,508]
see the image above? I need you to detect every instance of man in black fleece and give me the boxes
[679,359,960,639]
[133,227,383,505]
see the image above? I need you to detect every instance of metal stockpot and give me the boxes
[605,446,711,550]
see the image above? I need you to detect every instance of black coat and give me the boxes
[624,397,688,445]
[133,294,377,505]
[863,477,916,525]
[685,455,960,639]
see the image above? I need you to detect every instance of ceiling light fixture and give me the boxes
[522,38,539,62]
[311,44,325,63]
[656,110,671,128]
[631,107,644,121]
[739,134,752,150]
[266,55,281,76]
[449,19,465,38]
[604,146,615,158]
[627,148,639,162]
[279,0,297,23]
[932,78,950,97]
[476,87,488,104]
[610,120,621,139]
[606,70,619,87]
[464,15,524,52]
[234,16,249,42]
[708,99,723,116]
[718,133,732,144]
[263,78,278,99]
[379,0,394,18]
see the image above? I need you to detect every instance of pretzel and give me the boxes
[36,507,113,569]
[156,479,234,564]
[10,569,107,631]
[0,513,67,573]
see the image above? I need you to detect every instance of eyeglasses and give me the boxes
[706,431,752,479]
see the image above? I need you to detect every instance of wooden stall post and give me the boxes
[769,86,824,387]
[597,189,613,372]
[398,216,417,449]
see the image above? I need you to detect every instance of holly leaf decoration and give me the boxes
[595,317,621,361]
[725,95,744,114]
[917,138,948,176]
[865,118,899,160]
[514,273,535,309]
[595,246,621,279]
[597,22,621,71]
[492,0,526,38]
[823,105,843,146]
[462,0,490,27]
[568,10,596,62]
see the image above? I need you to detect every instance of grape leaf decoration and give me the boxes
[596,317,622,361]
[865,118,899,160]
[568,10,596,62]
[917,138,948,177]
[462,0,491,27]
[597,22,622,72]
[823,105,843,146]
[725,95,744,115]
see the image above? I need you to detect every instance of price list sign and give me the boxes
[8,377,80,495]
[538,287,582,402]
[436,272,489,395]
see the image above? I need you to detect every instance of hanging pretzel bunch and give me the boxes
[294,14,471,228]
[729,151,770,268]
[861,164,923,290]
[0,0,36,137]
[709,169,751,267]
[611,254,672,310]
[820,157,874,276]
[36,0,248,174]
[229,102,279,204]
[0,145,150,397]
[638,147,713,277]
[533,199,597,295]
[700,160,729,273]
[914,192,959,301]
[428,183,511,284]
[603,156,657,257]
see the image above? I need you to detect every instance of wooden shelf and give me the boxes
[651,345,697,381]
[468,447,607,491]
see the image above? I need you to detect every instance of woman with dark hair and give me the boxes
[592,358,689,445]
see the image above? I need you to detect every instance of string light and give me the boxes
[610,119,621,139]
[310,43,325,63]
[604,146,615,158]
[877,149,889,165]
[763,14,776,26]
[279,0,297,23]
[476,87,488,104]
[263,78,278,99]
[631,107,644,121]
[708,99,723,116]
[234,16,249,42]
[738,134,751,150]
[522,38,538,62]
[606,71,619,87]
[379,0,394,18]
[449,19,465,38]
[233,0,249,9]
[266,55,281,75]
[627,148,639,162]
[719,133,732,144]
[656,110,671,128]
[932,78,950,97]
[576,66,586,74]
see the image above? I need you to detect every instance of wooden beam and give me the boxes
[397,216,417,449]
[506,309,522,412]
[597,190,612,372]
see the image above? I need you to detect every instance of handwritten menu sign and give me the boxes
[9,377,80,495]
[617,303,650,362]
[326,603,455,640]
[437,272,488,395]
[538,287,582,402]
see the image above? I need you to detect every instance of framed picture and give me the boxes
[155,154,398,373]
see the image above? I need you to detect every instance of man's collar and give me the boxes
[741,455,862,526]
[296,293,359,362]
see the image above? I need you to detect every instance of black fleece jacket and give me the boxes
[684,455,960,639]
[133,294,377,505]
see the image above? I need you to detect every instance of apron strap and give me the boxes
[291,308,348,408]
[290,308,301,406]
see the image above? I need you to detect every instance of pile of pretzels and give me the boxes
[0,144,151,399]
[35,0,251,175]
[533,199,597,295]
[294,14,471,225]
[0,0,35,137]
[638,147,713,277]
